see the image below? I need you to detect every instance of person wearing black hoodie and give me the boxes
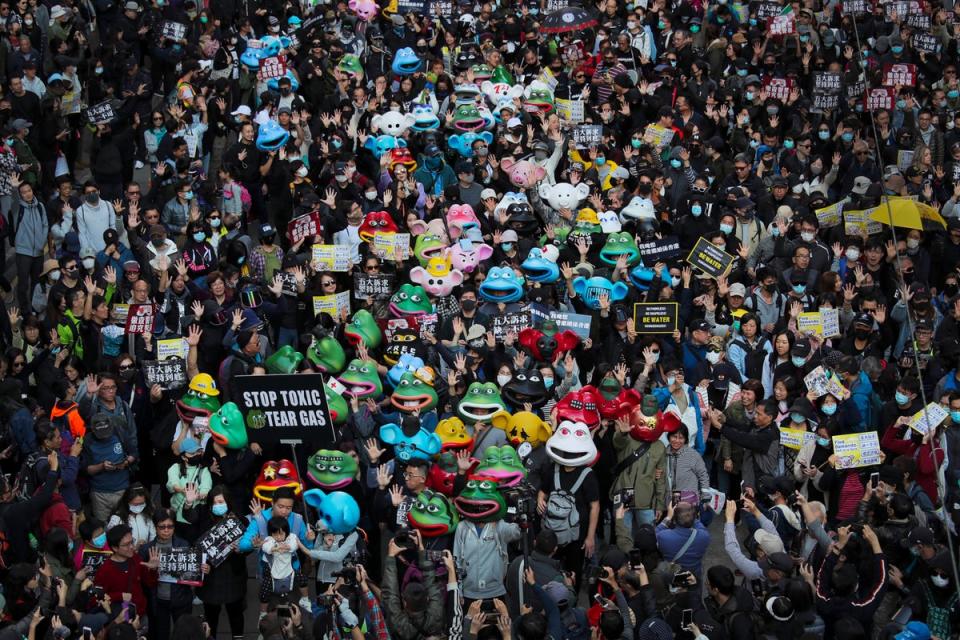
[705,565,759,640]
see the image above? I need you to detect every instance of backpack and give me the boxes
[544,467,590,546]
[730,336,769,381]
[922,581,959,639]
[223,182,252,214]
[16,450,46,502]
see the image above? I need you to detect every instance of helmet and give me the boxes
[189,373,219,396]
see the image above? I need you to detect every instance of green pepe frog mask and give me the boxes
[599,231,641,266]
[307,335,347,374]
[413,233,446,266]
[388,283,432,318]
[454,476,506,521]
[337,359,383,399]
[265,345,304,374]
[306,449,358,490]
[176,373,221,424]
[208,402,249,449]
[325,383,349,425]
[390,371,438,413]
[474,445,527,487]
[344,309,383,349]
[457,382,508,424]
[407,488,460,537]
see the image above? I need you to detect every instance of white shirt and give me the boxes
[261,533,300,580]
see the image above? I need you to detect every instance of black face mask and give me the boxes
[763,283,777,293]
[946,284,959,297]
[853,328,871,340]
[460,299,477,311]
[262,235,275,246]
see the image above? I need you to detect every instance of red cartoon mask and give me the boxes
[253,459,303,503]
[358,211,398,243]
[555,388,601,430]
[518,327,579,362]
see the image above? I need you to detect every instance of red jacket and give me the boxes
[93,554,157,614]
[40,493,73,538]
[881,424,944,503]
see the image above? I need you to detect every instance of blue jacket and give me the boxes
[652,385,705,454]
[681,340,707,377]
[9,406,37,457]
[239,507,309,570]
[848,372,874,432]
[655,521,711,576]
[9,196,47,257]
[96,243,136,275]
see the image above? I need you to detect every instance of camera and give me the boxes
[479,600,498,614]
[331,562,357,583]
[503,482,536,523]
[587,566,611,583]
[628,549,644,568]
[672,571,692,588]
[89,585,105,601]
[425,549,445,563]
[319,595,336,609]
[671,491,681,506]
[620,489,635,509]
[393,527,416,548]
[276,606,291,619]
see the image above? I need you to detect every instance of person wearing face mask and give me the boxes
[107,484,157,549]
[139,509,194,640]
[166,437,212,528]
[250,223,284,283]
[452,159,483,209]
[905,551,960,638]
[413,145,456,197]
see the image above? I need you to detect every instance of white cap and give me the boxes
[231,105,252,116]
[540,245,560,263]
[507,116,522,128]
[728,283,747,297]
[501,230,519,242]
[480,188,497,200]
[50,5,67,18]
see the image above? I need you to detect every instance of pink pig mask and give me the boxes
[446,239,493,273]
[500,158,547,189]
[348,0,378,20]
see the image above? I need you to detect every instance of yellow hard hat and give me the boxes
[189,373,219,396]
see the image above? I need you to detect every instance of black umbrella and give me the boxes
[540,6,598,33]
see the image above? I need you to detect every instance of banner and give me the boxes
[311,244,351,271]
[354,274,394,300]
[767,13,796,35]
[157,338,188,361]
[779,427,816,451]
[632,302,679,334]
[865,87,895,110]
[125,304,157,335]
[233,374,335,444]
[195,517,246,567]
[762,76,794,101]
[638,236,682,265]
[554,99,585,123]
[491,311,533,341]
[84,101,116,126]
[142,358,187,390]
[80,548,111,572]
[908,403,949,435]
[257,56,286,81]
[158,547,204,586]
[312,292,351,318]
[686,237,734,279]
[832,431,882,469]
[527,304,591,339]
[643,124,674,150]
[277,270,299,297]
[287,212,322,244]
[882,63,917,87]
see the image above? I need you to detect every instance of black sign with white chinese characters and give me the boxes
[429,0,453,16]
[686,237,735,280]
[842,0,869,13]
[161,20,186,41]
[81,549,111,573]
[632,303,679,334]
[396,0,427,13]
[233,374,335,445]
[906,12,931,29]
[492,311,533,342]
[353,274,394,301]
[84,101,116,126]
[277,271,299,297]
[913,32,941,54]
[638,236,682,266]
[812,94,840,110]
[527,304,592,339]
[753,1,782,20]
[158,547,203,586]
[195,516,246,567]
[142,358,187,390]
[813,72,842,95]
[573,125,603,147]
[846,78,866,100]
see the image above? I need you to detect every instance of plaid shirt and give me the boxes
[364,588,389,639]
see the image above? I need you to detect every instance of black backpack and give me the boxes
[16,450,46,501]
[730,336,769,382]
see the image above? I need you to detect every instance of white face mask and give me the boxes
[82,257,95,269]
[706,351,721,364]
[496,374,511,386]
[129,503,146,514]
[845,248,860,262]
[906,238,920,250]
[296,167,308,177]
[801,231,815,242]
[932,575,950,588]
[365,191,378,200]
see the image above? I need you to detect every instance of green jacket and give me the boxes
[611,430,666,512]
[11,138,40,187]
[719,401,749,472]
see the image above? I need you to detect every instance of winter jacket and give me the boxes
[75,198,116,254]
[381,551,445,640]
[611,431,666,512]
[453,519,521,599]
[9,195,47,256]
[655,520,711,576]
[93,552,158,615]
[718,421,780,488]
[663,445,710,500]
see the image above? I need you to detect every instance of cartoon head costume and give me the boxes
[307,334,347,374]
[325,381,349,425]
[383,327,427,367]
[304,489,360,534]
[427,451,476,496]
[545,421,598,467]
[253,459,303,502]
[255,119,289,152]
[555,388,601,431]
[492,411,552,448]
[337,359,384,399]
[177,374,221,424]
[391,47,423,75]
[572,276,629,310]
[538,182,590,211]
[474,445,526,487]
[413,234,447,267]
[379,415,442,462]
[521,246,561,283]
[435,416,474,451]
[370,111,416,137]
[628,395,682,442]
[478,266,524,304]
[208,402,248,449]
[502,370,549,409]
[599,232,641,266]
[358,211,399,243]
[500,158,547,189]
[448,131,494,158]
[595,379,643,420]
[447,239,494,273]
[265,345,303,374]
[387,353,425,389]
[454,477,506,521]
[307,450,358,489]
[407,489,460,537]
[410,257,464,297]
[389,283,433,318]
[458,382,509,424]
[343,310,383,349]
[449,103,487,132]
[518,324,579,363]
[389,370,438,413]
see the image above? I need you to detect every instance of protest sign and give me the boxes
[429,0,453,16]
[158,547,204,586]
[804,366,830,397]
[814,202,843,228]
[373,233,411,261]
[644,124,674,149]
[779,428,816,451]
[906,12,932,29]
[527,304,592,339]
[897,150,915,172]
[762,76,794,101]
[311,244,351,271]
[492,311,533,342]
[142,358,187,390]
[157,338,188,361]
[865,87,895,110]
[161,20,186,41]
[312,292,351,318]
[233,373,335,444]
[767,13,796,35]
[573,125,603,147]
[418,313,439,339]
[884,0,920,19]
[560,42,586,66]
[396,0,427,12]
[84,101,116,126]
[812,93,840,111]
[638,236,682,265]
[842,0,869,12]
[195,517,246,567]
[797,311,823,337]
[554,98,585,123]
[882,63,917,86]
[686,237,734,279]
[112,304,130,326]
[913,32,941,53]
[832,432,882,469]
[277,270,299,297]
[125,304,157,335]
[820,307,840,338]
[80,548,111,572]
[753,1,782,20]
[824,374,850,401]
[844,208,884,236]
[354,274,394,300]
[846,78,866,101]
[813,72,842,95]
[908,403,950,435]
[257,56,286,81]
[632,303,679,334]
[287,212,322,244]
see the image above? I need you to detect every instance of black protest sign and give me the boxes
[842,0,869,13]
[84,101,116,126]
[158,547,203,586]
[753,1,781,20]
[812,93,840,110]
[434,295,461,321]
[573,125,603,147]
[632,302,679,334]
[907,12,931,29]
[913,32,941,54]
[429,0,453,16]
[637,236,682,266]
[396,0,427,12]
[277,270,299,297]
[142,358,187,390]
[492,311,533,342]
[354,273,394,300]
[846,78,866,100]
[233,374,335,445]
[195,516,245,567]
[161,20,186,41]
[81,549,111,572]
[813,72,842,95]
[527,304,592,339]
[686,237,735,280]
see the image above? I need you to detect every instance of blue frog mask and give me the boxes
[256,119,289,152]
[521,247,560,283]
[303,489,360,534]
[364,134,406,158]
[572,276,629,309]
[380,415,442,462]
[448,131,494,158]
[479,266,525,303]
[391,47,423,75]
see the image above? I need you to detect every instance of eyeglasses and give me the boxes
[208,215,220,220]
[403,472,424,480]
[118,539,135,547]
[365,264,379,271]
[156,523,174,530]
[127,190,140,195]
[321,280,336,286]
[119,364,134,371]
[12,361,24,367]
[152,117,163,122]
